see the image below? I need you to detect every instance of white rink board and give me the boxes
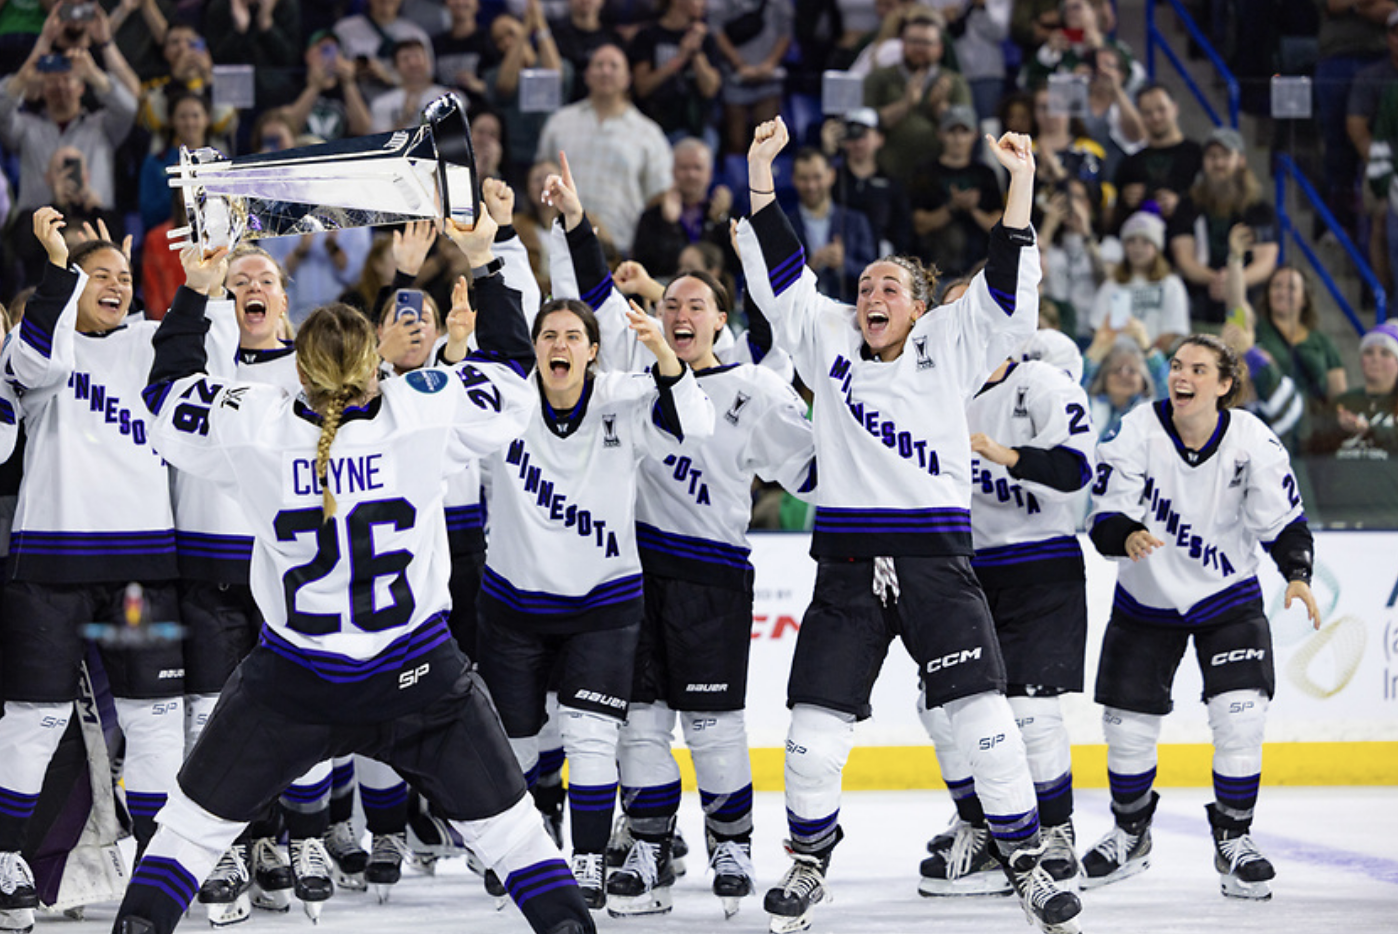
[744,531,1398,748]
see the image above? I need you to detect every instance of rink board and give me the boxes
[718,530,1398,788]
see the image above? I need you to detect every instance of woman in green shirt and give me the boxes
[1252,264,1347,410]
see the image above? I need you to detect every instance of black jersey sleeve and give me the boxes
[1010,445,1093,492]
[148,286,211,387]
[470,270,533,375]
[565,213,613,311]
[1265,517,1314,583]
[1090,512,1149,558]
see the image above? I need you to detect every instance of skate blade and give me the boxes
[1220,875,1272,900]
[672,855,686,878]
[721,895,744,919]
[767,911,813,934]
[332,868,366,892]
[250,887,290,913]
[493,895,508,912]
[0,908,34,934]
[606,886,673,918]
[409,852,439,876]
[302,900,324,923]
[372,883,394,905]
[206,894,252,928]
[63,907,84,921]
[1079,857,1150,890]
[917,873,1015,897]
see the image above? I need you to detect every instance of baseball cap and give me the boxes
[939,105,978,133]
[1204,126,1245,154]
[844,107,879,138]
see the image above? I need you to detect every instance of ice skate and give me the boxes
[197,844,252,927]
[1208,805,1274,900]
[364,833,409,904]
[289,837,334,922]
[484,869,508,911]
[710,837,756,919]
[0,853,37,934]
[1006,843,1083,934]
[763,838,835,934]
[917,821,1013,896]
[248,839,292,913]
[405,794,463,874]
[605,835,675,918]
[114,915,157,934]
[605,815,632,869]
[569,851,606,910]
[323,821,368,892]
[1081,800,1154,890]
[671,826,689,877]
[1040,822,1081,886]
[925,816,969,859]
[532,779,566,850]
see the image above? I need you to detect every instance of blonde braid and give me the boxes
[314,390,355,521]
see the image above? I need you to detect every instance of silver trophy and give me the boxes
[167,94,478,254]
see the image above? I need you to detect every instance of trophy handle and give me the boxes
[424,94,479,230]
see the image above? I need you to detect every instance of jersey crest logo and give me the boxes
[1013,387,1029,418]
[725,391,751,425]
[1229,459,1246,487]
[406,369,449,394]
[912,337,935,370]
[602,414,621,447]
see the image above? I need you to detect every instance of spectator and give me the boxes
[1253,261,1348,413]
[710,0,792,155]
[1169,126,1278,327]
[844,0,919,76]
[137,22,237,155]
[1037,175,1107,341]
[285,30,374,142]
[550,0,623,101]
[629,0,723,141]
[369,38,451,132]
[1081,323,1168,442]
[632,137,733,278]
[472,108,508,181]
[0,0,48,77]
[1024,0,1142,94]
[1315,0,1389,238]
[1088,210,1188,352]
[1349,11,1398,293]
[909,104,1001,277]
[1009,0,1061,62]
[514,157,562,290]
[485,1,572,183]
[863,14,973,186]
[1072,44,1144,184]
[334,0,435,103]
[1110,83,1202,232]
[0,43,137,213]
[784,146,876,303]
[398,0,452,36]
[534,43,673,255]
[138,89,213,233]
[940,0,1012,123]
[1310,321,1398,457]
[434,0,502,103]
[205,0,303,111]
[832,107,913,255]
[11,147,124,287]
[1031,83,1106,196]
[107,0,177,83]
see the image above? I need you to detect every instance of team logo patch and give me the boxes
[725,391,751,425]
[219,386,248,410]
[406,369,449,394]
[1229,459,1247,487]
[1013,387,1029,418]
[913,337,935,370]
[602,414,621,447]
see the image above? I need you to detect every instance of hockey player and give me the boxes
[0,209,232,934]
[1084,333,1320,900]
[918,323,1095,896]
[737,118,1083,934]
[474,253,716,910]
[112,207,596,934]
[543,161,816,920]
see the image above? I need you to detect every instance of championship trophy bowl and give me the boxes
[166,93,478,254]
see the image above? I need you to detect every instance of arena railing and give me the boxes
[1143,0,1239,130]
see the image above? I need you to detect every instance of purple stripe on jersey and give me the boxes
[481,569,644,615]
[359,783,409,809]
[1113,577,1262,627]
[141,381,173,415]
[768,250,805,297]
[538,746,566,775]
[505,859,576,905]
[0,786,40,819]
[259,613,452,683]
[176,531,254,560]
[579,276,613,311]
[786,809,837,838]
[282,775,332,803]
[13,529,178,556]
[1107,768,1157,797]
[635,523,751,569]
[130,856,199,908]
[331,762,355,789]
[445,504,485,531]
[569,783,617,812]
[0,398,15,425]
[700,785,753,819]
[125,791,167,817]
[1034,772,1073,802]
[985,807,1039,842]
[972,536,1083,567]
[814,507,972,533]
[987,284,1016,316]
[20,317,53,358]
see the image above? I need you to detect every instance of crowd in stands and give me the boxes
[0,0,1394,522]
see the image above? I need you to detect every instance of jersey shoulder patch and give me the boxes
[405,369,450,394]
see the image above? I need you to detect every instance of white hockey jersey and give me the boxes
[968,360,1095,588]
[636,363,815,589]
[3,266,236,582]
[1089,402,1307,626]
[736,204,1039,558]
[148,359,533,693]
[480,368,715,633]
[173,341,301,583]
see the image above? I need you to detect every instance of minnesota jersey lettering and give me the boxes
[1141,474,1236,575]
[828,355,941,475]
[66,370,150,445]
[660,453,711,505]
[504,439,621,557]
[971,458,1041,515]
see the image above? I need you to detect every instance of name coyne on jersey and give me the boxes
[829,355,941,474]
[1142,474,1236,575]
[286,452,390,498]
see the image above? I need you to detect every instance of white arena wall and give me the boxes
[670,531,1398,790]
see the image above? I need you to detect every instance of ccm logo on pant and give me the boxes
[925,647,982,673]
[399,663,431,689]
[1210,649,1266,666]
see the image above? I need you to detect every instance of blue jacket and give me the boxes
[784,202,877,304]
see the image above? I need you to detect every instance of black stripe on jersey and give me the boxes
[149,286,213,388]
[237,344,296,365]
[23,262,82,360]
[293,395,384,427]
[745,294,775,363]
[972,535,1085,588]
[650,364,688,441]
[1089,511,1148,558]
[975,361,1018,395]
[538,376,593,438]
[750,202,806,299]
[1154,400,1231,466]
[984,222,1032,317]
[1010,446,1092,492]
[566,215,614,311]
[1265,517,1314,583]
[472,271,533,371]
